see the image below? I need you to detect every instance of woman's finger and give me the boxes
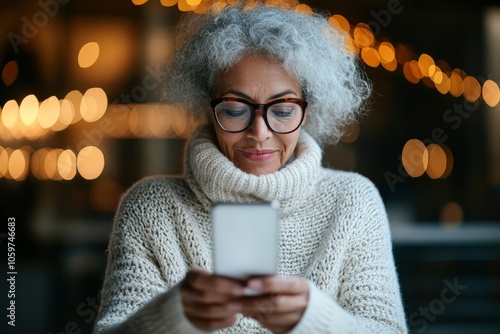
[182,270,245,303]
[246,276,309,295]
[183,300,243,319]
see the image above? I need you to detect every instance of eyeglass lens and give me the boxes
[214,101,303,133]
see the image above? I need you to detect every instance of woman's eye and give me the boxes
[220,108,247,118]
[272,110,292,118]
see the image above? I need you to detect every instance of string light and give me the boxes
[0,146,106,181]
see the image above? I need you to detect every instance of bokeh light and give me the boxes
[8,148,30,181]
[463,76,481,102]
[81,87,108,122]
[45,149,63,180]
[449,70,465,97]
[482,79,500,107]
[160,0,178,7]
[186,0,202,6]
[178,0,198,12]
[1,100,20,129]
[65,90,84,124]
[402,139,428,177]
[58,149,78,180]
[2,60,19,86]
[435,72,450,95]
[77,146,105,180]
[51,99,74,131]
[417,53,435,77]
[353,23,374,48]
[361,47,380,68]
[329,14,350,34]
[19,94,39,126]
[425,144,448,179]
[38,96,60,129]
[78,42,100,68]
[403,61,421,84]
[0,147,10,178]
[132,0,149,4]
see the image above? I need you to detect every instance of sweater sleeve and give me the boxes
[289,176,407,334]
[93,179,205,334]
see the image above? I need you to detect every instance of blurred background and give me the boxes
[0,0,499,333]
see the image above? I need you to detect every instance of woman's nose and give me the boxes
[247,110,272,142]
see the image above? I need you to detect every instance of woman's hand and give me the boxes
[180,269,245,331]
[240,276,310,334]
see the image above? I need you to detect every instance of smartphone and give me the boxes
[211,201,280,281]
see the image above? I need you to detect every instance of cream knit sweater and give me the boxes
[94,127,407,333]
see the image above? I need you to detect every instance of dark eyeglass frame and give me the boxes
[210,97,308,134]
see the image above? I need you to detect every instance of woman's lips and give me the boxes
[241,149,277,161]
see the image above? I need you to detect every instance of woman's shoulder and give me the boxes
[317,168,385,206]
[319,168,379,192]
[119,175,190,207]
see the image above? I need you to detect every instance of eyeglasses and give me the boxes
[210,97,307,134]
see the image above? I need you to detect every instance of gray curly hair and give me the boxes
[161,1,372,146]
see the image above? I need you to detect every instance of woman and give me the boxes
[94,2,407,333]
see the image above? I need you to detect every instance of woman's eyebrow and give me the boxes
[268,90,299,100]
[220,89,299,101]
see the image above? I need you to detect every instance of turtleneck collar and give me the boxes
[184,126,322,216]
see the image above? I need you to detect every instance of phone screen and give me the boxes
[211,202,280,281]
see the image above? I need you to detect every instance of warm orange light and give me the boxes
[360,47,380,68]
[2,60,19,86]
[435,72,450,95]
[186,0,201,6]
[178,0,197,11]
[294,4,313,15]
[45,149,63,180]
[65,90,84,124]
[131,0,149,5]
[402,139,428,177]
[403,61,420,84]
[382,58,398,72]
[1,100,19,129]
[160,0,178,6]
[81,87,108,122]
[482,79,500,107]
[463,76,481,102]
[343,34,360,55]
[329,14,351,34]
[378,42,395,64]
[426,144,447,179]
[78,42,100,68]
[31,148,49,180]
[448,70,464,97]
[77,146,105,180]
[353,23,374,48]
[58,149,77,180]
[51,99,73,131]
[19,94,39,126]
[0,147,9,178]
[8,149,29,181]
[38,96,60,129]
[417,54,435,77]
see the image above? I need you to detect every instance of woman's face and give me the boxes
[211,53,304,176]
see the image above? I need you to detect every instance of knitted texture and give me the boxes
[94,128,407,333]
